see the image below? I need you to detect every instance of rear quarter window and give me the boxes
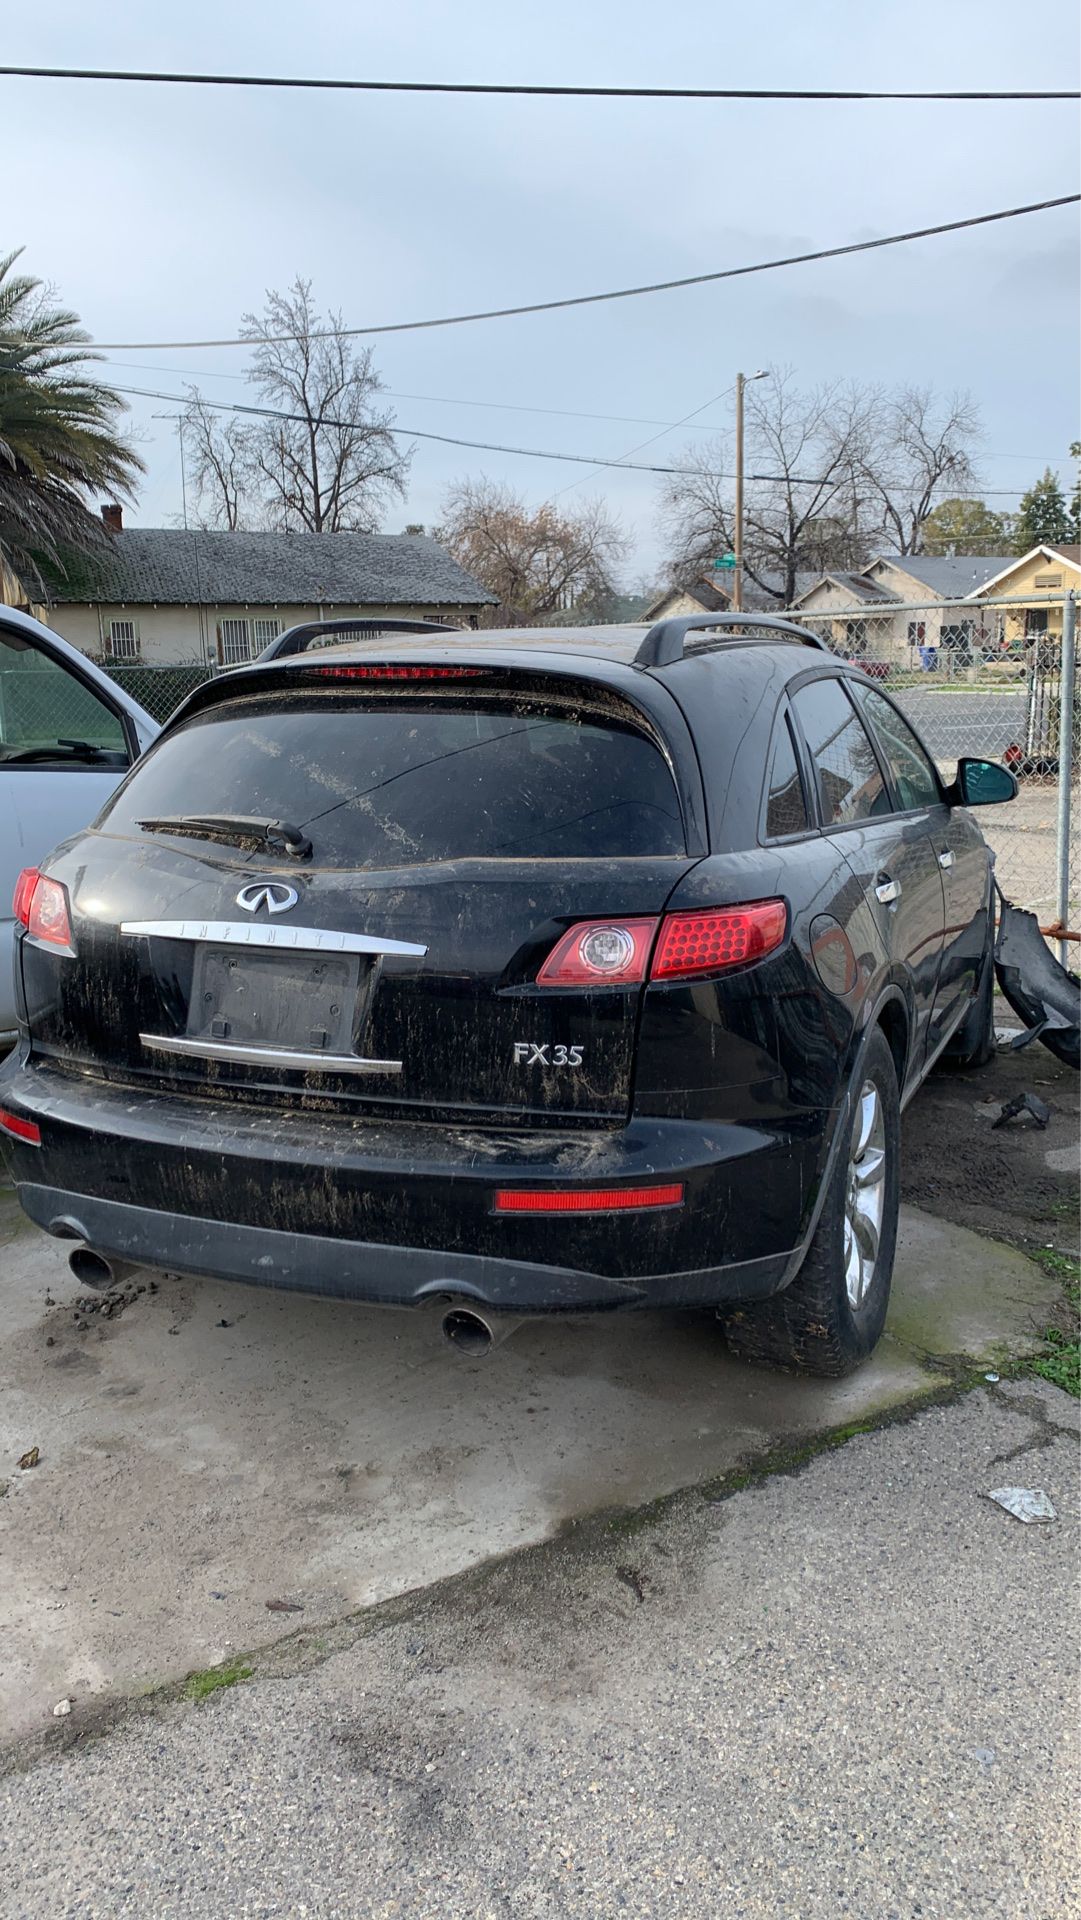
[100,693,688,863]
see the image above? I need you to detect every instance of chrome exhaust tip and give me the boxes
[441,1307,521,1357]
[67,1248,140,1291]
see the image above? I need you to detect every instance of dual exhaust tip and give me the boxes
[67,1247,518,1359]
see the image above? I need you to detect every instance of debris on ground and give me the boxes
[70,1283,147,1325]
[265,1598,304,1613]
[994,893,1080,1069]
[51,1698,73,1718]
[614,1565,647,1604]
[991,1092,1051,1131]
[986,1486,1057,1524]
[17,1447,40,1471]
[984,1372,1000,1383]
[216,1319,233,1329]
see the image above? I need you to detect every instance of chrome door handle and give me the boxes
[938,848,954,869]
[875,876,900,905]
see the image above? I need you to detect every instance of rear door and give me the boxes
[25,669,702,1122]
[789,674,946,1082]
[851,682,990,1052]
[0,619,142,1037]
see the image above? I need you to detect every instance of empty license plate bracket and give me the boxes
[187,946,365,1054]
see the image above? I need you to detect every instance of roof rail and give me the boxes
[260,617,465,661]
[634,611,831,668]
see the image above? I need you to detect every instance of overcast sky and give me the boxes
[8,0,1080,581]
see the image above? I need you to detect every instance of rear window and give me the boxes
[101,693,687,864]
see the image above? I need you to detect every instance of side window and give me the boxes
[791,677,887,826]
[0,629,127,767]
[853,686,941,812]
[764,710,809,838]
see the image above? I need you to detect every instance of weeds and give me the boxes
[184,1660,253,1701]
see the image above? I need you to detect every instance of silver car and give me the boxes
[1,607,158,1042]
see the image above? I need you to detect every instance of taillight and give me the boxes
[0,1108,41,1146]
[535,900,787,987]
[651,901,787,979]
[13,867,39,928]
[536,918,658,987]
[13,869,74,952]
[493,1183,683,1215]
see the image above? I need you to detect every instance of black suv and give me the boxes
[0,615,1016,1374]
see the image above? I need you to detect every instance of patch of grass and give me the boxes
[1032,1248,1081,1286]
[1031,1329,1080,1399]
[1026,1250,1080,1399]
[184,1659,253,1701]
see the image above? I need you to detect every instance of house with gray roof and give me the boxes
[36,511,496,666]
[793,551,1021,663]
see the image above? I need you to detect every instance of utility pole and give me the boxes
[732,374,746,613]
[731,369,767,615]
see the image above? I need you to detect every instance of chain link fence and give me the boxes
[80,591,1079,937]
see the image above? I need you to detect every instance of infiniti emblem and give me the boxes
[236,882,299,915]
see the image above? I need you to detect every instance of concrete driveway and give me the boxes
[0,1183,1066,1744]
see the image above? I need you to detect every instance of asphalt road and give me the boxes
[894,686,1027,761]
[1,1381,1076,1920]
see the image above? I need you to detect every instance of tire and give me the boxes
[944,929,996,1070]
[721,1027,901,1377]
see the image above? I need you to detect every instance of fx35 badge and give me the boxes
[513,1042,584,1068]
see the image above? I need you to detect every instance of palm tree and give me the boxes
[0,248,143,593]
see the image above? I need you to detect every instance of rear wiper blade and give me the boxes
[135,814,313,859]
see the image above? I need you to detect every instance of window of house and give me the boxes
[253,618,281,651]
[108,618,140,660]
[763,711,809,838]
[791,677,887,826]
[1025,609,1049,639]
[907,621,926,646]
[852,687,940,812]
[1034,574,1062,589]
[219,618,255,665]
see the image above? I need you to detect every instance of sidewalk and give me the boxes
[1,1380,1076,1920]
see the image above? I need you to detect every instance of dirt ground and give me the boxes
[902,1010,1079,1259]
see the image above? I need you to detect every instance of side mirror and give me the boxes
[951,757,1019,807]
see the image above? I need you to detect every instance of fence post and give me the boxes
[1054,590,1077,966]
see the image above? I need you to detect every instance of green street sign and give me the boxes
[713,554,737,570]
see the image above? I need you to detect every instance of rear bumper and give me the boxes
[15,1181,792,1311]
[0,1057,831,1312]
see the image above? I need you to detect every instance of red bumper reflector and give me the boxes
[651,900,787,978]
[0,1109,41,1146]
[493,1182,684,1215]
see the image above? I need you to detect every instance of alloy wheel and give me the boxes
[843,1080,887,1311]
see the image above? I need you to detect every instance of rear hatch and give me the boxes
[22,663,703,1123]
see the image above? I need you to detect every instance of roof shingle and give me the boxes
[42,529,496,608]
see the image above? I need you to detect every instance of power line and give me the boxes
[101,357,745,432]
[91,195,1081,352]
[2,65,1076,101]
[117,381,1031,492]
[97,360,1067,473]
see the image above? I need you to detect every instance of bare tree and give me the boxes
[181,392,256,531]
[662,370,872,604]
[437,479,627,624]
[853,387,981,554]
[182,278,409,533]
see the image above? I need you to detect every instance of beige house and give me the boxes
[969,545,1081,646]
[35,514,494,665]
[794,552,1019,662]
